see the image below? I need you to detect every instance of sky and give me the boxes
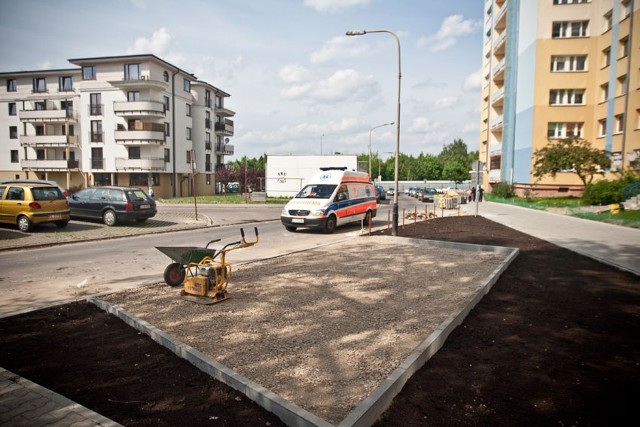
[0,0,485,161]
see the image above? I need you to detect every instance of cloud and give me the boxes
[413,78,447,89]
[418,15,482,52]
[463,68,483,92]
[279,67,379,104]
[434,96,459,109]
[304,0,371,13]
[310,36,369,64]
[127,27,172,55]
[407,117,441,133]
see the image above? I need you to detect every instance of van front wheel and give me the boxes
[323,215,337,234]
[284,225,297,232]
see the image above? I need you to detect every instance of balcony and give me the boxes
[89,104,103,116]
[491,87,505,106]
[20,135,79,147]
[492,58,505,84]
[214,119,234,136]
[115,122,166,145]
[19,108,77,123]
[214,105,235,117]
[215,142,234,155]
[113,100,165,117]
[109,76,168,91]
[115,157,166,171]
[490,116,504,133]
[488,168,502,183]
[493,31,506,59]
[22,159,79,170]
[494,4,507,32]
[90,157,105,170]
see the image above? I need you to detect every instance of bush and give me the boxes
[621,180,640,201]
[490,182,515,198]
[582,180,624,205]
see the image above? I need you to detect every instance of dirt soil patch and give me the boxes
[1,216,639,426]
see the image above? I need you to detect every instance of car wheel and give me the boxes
[323,214,337,234]
[284,225,297,232]
[17,215,33,232]
[164,262,186,287]
[55,220,69,228]
[364,210,372,225]
[103,209,117,226]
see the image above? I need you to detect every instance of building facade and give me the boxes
[480,0,639,196]
[0,54,235,198]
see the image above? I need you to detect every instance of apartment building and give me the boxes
[480,0,639,196]
[0,54,235,198]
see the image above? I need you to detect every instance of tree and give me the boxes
[442,158,470,184]
[532,138,611,186]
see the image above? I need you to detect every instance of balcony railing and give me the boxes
[115,157,166,171]
[214,105,235,117]
[20,135,79,147]
[89,104,103,116]
[214,119,234,136]
[113,100,165,117]
[90,157,105,169]
[90,132,104,143]
[19,109,76,122]
[21,159,79,170]
[115,122,166,145]
[215,142,234,155]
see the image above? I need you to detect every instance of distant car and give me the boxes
[227,182,240,193]
[375,185,386,202]
[407,187,418,197]
[386,187,395,196]
[69,186,156,226]
[0,182,70,232]
[417,187,438,203]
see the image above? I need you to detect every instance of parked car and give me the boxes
[417,187,438,203]
[407,187,418,197]
[375,185,386,202]
[69,186,156,226]
[386,187,395,196]
[0,179,68,197]
[0,183,70,232]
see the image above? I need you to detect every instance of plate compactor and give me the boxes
[156,227,259,305]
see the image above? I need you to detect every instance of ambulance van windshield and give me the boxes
[295,184,337,199]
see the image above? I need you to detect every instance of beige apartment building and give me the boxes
[0,54,235,198]
[480,0,639,196]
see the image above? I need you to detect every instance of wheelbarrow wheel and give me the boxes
[164,262,186,287]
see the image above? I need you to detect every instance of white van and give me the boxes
[281,167,377,233]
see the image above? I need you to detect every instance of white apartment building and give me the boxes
[0,54,235,198]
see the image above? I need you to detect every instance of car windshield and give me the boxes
[32,187,65,201]
[295,184,336,199]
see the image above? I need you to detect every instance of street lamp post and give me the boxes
[368,122,394,182]
[347,29,401,236]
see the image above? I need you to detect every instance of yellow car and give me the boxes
[0,183,70,232]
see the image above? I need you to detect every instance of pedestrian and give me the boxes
[471,186,476,202]
[148,188,154,198]
[478,185,484,202]
[467,189,472,203]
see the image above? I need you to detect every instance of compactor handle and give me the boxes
[239,227,259,244]
[205,238,222,248]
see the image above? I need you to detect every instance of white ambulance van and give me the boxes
[281,167,377,233]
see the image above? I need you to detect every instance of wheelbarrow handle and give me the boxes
[205,239,222,248]
[239,227,259,243]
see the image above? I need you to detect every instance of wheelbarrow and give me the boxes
[156,227,259,304]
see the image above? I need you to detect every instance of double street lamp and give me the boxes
[368,122,394,181]
[347,29,402,236]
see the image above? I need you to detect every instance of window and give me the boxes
[553,0,590,4]
[8,103,16,116]
[124,63,140,80]
[603,47,611,67]
[127,91,140,102]
[622,0,632,19]
[36,149,45,160]
[618,75,628,96]
[6,79,16,92]
[82,65,96,80]
[58,76,73,92]
[600,83,609,102]
[163,96,170,112]
[128,146,141,159]
[164,148,170,163]
[205,154,211,172]
[604,10,613,32]
[205,90,211,108]
[205,111,211,129]
[9,126,17,139]
[164,122,170,137]
[619,37,629,58]
[215,95,222,108]
[91,147,104,169]
[183,78,191,92]
[32,77,46,93]
[91,120,103,142]
[35,101,46,111]
[186,150,191,164]
[11,150,19,163]
[163,70,169,82]
[598,119,607,137]
[186,104,192,117]
[551,55,587,72]
[61,100,73,113]
[547,122,584,139]
[552,21,588,38]
[615,114,624,133]
[550,89,585,105]
[90,93,102,115]
[35,125,44,136]
[186,127,192,140]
